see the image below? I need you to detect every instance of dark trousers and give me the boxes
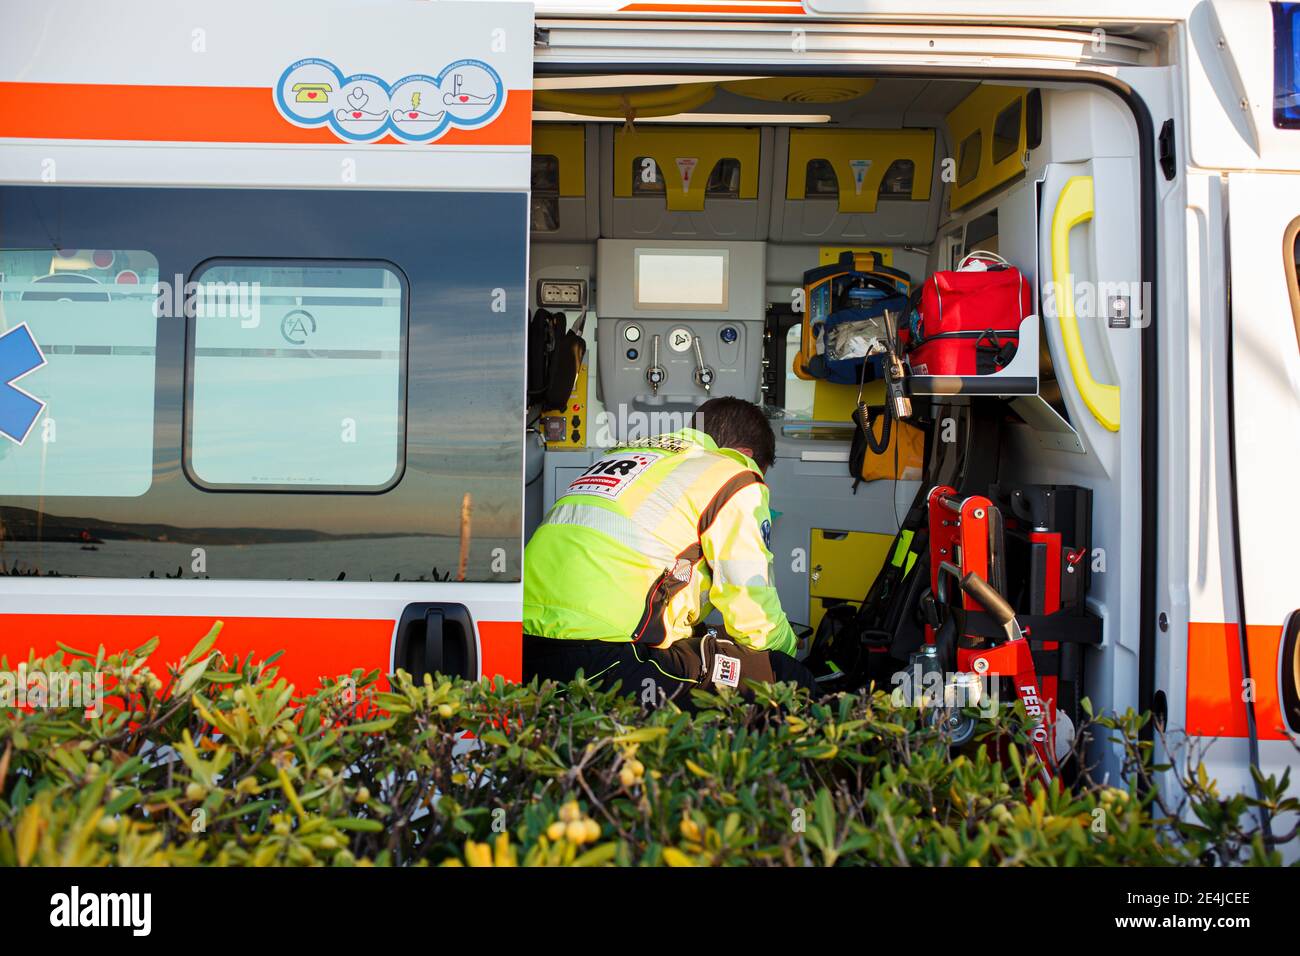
[523,632,817,708]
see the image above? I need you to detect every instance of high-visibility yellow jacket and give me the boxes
[523,428,796,655]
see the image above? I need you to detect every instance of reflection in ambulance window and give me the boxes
[186,261,407,491]
[0,248,159,497]
[804,159,838,198]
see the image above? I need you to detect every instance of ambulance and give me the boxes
[0,0,1296,826]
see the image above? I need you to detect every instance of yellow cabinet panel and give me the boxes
[946,86,1029,211]
[786,128,935,213]
[533,124,586,197]
[612,125,760,212]
[809,529,894,600]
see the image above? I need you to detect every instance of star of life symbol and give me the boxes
[0,323,48,445]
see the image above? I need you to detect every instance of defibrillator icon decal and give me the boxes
[275,57,505,143]
[567,452,662,500]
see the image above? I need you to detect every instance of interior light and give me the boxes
[532,110,833,125]
[534,75,768,91]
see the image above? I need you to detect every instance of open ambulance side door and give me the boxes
[0,0,536,692]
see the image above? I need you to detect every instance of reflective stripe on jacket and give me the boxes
[523,428,796,655]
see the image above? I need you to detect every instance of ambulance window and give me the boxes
[185,261,407,491]
[0,248,159,497]
[531,154,560,232]
[705,158,742,197]
[632,157,667,194]
[992,100,1022,163]
[965,211,999,255]
[957,132,982,186]
[878,159,915,200]
[943,228,965,270]
[1274,2,1300,128]
[804,159,838,198]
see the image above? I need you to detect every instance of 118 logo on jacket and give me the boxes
[566,453,662,500]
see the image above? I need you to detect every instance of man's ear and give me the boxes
[733,445,754,460]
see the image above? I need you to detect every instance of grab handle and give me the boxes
[1050,175,1121,432]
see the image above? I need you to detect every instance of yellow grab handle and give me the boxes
[1051,176,1121,432]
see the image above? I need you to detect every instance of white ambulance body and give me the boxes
[0,0,1296,829]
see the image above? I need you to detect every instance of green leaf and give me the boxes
[612,727,668,744]
[573,843,618,867]
[332,817,385,832]
[342,718,397,734]
[175,655,214,698]
[186,622,224,666]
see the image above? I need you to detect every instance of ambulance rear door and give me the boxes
[0,0,536,691]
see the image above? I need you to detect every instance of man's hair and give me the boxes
[694,396,776,471]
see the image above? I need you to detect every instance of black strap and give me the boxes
[958,609,1103,646]
[631,469,763,647]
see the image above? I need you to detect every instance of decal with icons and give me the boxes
[275,57,504,143]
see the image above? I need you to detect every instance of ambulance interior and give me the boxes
[524,75,1144,741]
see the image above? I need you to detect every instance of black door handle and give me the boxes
[393,603,478,681]
[423,607,445,678]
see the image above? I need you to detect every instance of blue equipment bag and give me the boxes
[810,284,910,385]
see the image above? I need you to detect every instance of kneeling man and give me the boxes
[523,396,815,702]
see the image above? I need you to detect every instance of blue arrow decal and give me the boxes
[0,323,48,445]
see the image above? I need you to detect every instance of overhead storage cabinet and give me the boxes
[769,128,940,244]
[600,125,772,239]
[532,123,599,241]
[945,86,1032,211]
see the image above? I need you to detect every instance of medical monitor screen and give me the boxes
[634,248,728,310]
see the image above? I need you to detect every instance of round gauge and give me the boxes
[624,325,642,343]
[720,326,738,344]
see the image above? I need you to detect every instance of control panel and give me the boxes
[595,239,766,437]
[599,318,761,410]
[540,353,588,450]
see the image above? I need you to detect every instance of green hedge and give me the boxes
[0,622,1294,866]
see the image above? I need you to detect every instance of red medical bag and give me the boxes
[907,252,1033,376]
